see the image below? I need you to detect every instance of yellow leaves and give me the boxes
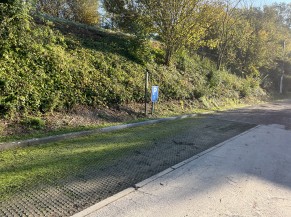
[257,29,268,41]
[206,39,219,49]
[75,0,100,25]
[142,0,217,63]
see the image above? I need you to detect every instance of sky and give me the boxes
[254,0,291,7]
[262,0,290,4]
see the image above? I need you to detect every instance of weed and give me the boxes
[21,117,45,130]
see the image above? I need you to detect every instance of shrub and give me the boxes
[21,117,45,130]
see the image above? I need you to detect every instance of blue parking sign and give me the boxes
[151,86,159,102]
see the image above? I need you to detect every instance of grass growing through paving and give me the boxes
[0,117,199,201]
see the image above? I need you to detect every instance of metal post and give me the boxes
[151,102,155,114]
[145,70,149,116]
[280,41,285,94]
[280,75,283,94]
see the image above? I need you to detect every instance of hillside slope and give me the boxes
[0,6,265,139]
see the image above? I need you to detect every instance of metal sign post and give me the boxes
[145,70,149,116]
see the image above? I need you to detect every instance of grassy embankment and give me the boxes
[0,15,266,142]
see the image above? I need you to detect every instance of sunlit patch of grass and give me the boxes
[0,97,265,144]
[0,117,200,201]
[0,123,115,143]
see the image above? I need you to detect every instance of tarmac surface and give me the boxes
[210,99,291,129]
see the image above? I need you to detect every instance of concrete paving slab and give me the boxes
[82,125,291,217]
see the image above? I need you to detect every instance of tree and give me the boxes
[140,0,212,65]
[271,3,291,28]
[201,0,291,85]
[36,0,99,25]
[103,0,216,66]
[259,4,291,92]
[0,0,12,3]
[69,0,99,25]
[102,0,151,34]
[212,0,246,70]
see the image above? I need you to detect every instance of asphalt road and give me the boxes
[210,99,291,129]
[75,99,291,217]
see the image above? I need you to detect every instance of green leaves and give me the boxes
[0,1,266,120]
[35,0,100,25]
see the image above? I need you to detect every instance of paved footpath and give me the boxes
[74,124,291,217]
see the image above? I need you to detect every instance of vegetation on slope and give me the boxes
[0,1,270,139]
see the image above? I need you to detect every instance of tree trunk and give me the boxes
[165,47,173,66]
[217,53,223,70]
[217,45,225,70]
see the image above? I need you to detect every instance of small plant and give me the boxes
[21,117,45,130]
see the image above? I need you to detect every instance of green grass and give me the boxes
[0,117,199,201]
[0,97,264,144]
[154,97,263,117]
[0,123,114,143]
[0,117,154,144]
[270,92,291,101]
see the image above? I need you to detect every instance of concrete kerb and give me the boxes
[134,168,174,189]
[70,187,136,217]
[0,114,197,151]
[70,124,260,217]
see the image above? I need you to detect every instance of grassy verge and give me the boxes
[0,117,200,201]
[0,123,113,143]
[150,97,266,119]
[0,98,264,144]
[269,92,291,101]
